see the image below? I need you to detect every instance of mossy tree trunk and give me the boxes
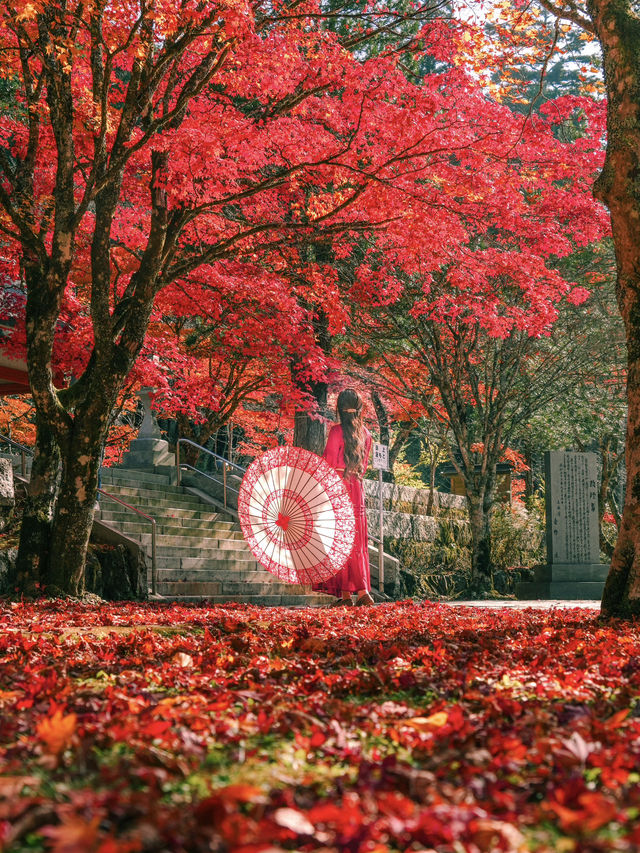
[538,0,640,618]
[583,0,640,617]
[12,412,60,594]
[464,466,497,596]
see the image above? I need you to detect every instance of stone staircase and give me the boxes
[98,467,335,606]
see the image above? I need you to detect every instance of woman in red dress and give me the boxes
[315,388,374,607]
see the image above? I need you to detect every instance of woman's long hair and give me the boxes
[337,389,365,477]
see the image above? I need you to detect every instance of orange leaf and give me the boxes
[404,711,449,731]
[36,710,77,755]
[40,815,101,853]
[216,784,265,804]
[604,708,630,729]
[0,776,39,799]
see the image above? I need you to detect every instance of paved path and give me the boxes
[446,599,601,609]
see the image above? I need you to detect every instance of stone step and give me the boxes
[98,495,212,516]
[223,581,312,594]
[101,468,176,487]
[147,552,261,573]
[156,580,312,597]
[98,525,228,546]
[99,486,207,506]
[156,592,335,606]
[100,481,239,518]
[106,520,239,540]
[155,552,260,572]
[99,505,223,522]
[156,556,261,572]
[103,530,245,552]
[156,567,287,582]
[144,543,251,562]
[98,511,229,533]
[101,474,177,492]
[126,536,249,554]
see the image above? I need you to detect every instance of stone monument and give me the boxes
[117,388,175,472]
[516,451,609,599]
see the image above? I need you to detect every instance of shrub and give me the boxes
[386,498,544,599]
[386,519,472,599]
[490,496,545,572]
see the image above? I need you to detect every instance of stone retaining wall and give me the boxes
[363,480,466,516]
[364,480,468,543]
[368,510,468,542]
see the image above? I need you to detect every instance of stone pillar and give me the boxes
[516,451,609,599]
[117,388,175,471]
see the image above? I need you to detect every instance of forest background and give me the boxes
[0,0,637,613]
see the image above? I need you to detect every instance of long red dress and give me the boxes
[314,424,372,595]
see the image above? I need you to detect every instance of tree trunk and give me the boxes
[585,0,640,617]
[371,390,394,482]
[293,387,328,455]
[46,433,103,596]
[12,414,60,594]
[464,462,497,596]
[466,490,493,596]
[598,435,614,558]
[292,308,330,455]
[427,455,436,516]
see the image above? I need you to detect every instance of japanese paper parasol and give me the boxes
[238,445,355,585]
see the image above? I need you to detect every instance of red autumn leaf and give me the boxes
[139,720,172,739]
[309,728,326,748]
[215,784,265,805]
[578,792,619,831]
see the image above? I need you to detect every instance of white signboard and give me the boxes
[372,442,389,471]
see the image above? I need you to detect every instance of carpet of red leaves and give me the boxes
[1,600,639,853]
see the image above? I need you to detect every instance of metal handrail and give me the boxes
[0,432,157,593]
[178,462,242,499]
[0,431,31,476]
[175,437,383,555]
[176,438,246,510]
[97,489,158,596]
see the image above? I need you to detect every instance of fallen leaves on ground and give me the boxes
[0,600,639,852]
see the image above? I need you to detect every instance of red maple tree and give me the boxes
[0,0,608,595]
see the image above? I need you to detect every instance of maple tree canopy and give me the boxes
[0,0,610,594]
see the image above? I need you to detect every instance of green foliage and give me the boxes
[391,460,427,490]
[490,498,545,572]
[517,240,626,454]
[387,498,544,597]
[387,519,472,598]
